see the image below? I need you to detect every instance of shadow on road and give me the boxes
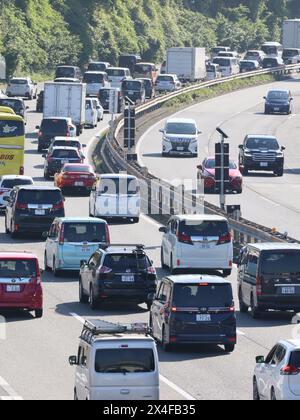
[236,310,295,328]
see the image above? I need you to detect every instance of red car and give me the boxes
[197,157,243,194]
[0,252,43,318]
[54,163,97,194]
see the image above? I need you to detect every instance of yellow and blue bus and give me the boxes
[0,111,25,176]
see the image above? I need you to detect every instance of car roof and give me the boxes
[84,71,107,75]
[240,60,259,64]
[165,275,231,285]
[92,336,155,344]
[42,117,71,121]
[0,113,23,122]
[0,252,38,260]
[172,214,228,222]
[108,67,129,71]
[1,175,33,180]
[99,87,120,91]
[15,185,61,191]
[245,134,277,140]
[55,217,106,224]
[166,118,196,124]
[279,339,300,349]
[157,74,177,78]
[51,146,79,151]
[100,173,137,180]
[267,88,289,93]
[53,137,80,142]
[63,163,92,170]
[103,246,146,255]
[247,243,300,251]
[10,77,29,81]
[135,62,155,66]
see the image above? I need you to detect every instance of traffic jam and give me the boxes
[0,25,300,403]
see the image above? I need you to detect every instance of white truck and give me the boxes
[166,47,206,82]
[283,19,300,48]
[43,82,86,135]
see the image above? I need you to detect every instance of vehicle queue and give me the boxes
[0,43,299,401]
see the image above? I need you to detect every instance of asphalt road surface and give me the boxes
[0,88,298,400]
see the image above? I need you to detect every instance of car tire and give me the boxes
[161,248,168,270]
[224,344,235,353]
[162,326,172,352]
[53,258,61,278]
[35,309,43,319]
[223,269,232,277]
[251,296,261,319]
[5,217,9,234]
[253,378,260,401]
[274,167,284,177]
[271,388,277,401]
[132,217,139,224]
[44,171,50,181]
[89,285,98,310]
[239,289,249,313]
[79,279,89,304]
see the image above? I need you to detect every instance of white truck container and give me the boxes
[283,19,300,48]
[43,82,86,135]
[166,47,206,82]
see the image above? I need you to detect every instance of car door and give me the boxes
[152,282,167,342]
[81,254,96,294]
[46,222,59,268]
[5,190,15,229]
[242,250,259,307]
[161,220,172,264]
[256,346,277,399]
[76,344,90,400]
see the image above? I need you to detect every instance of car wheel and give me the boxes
[35,309,43,319]
[79,279,89,304]
[253,378,260,401]
[251,296,261,319]
[5,217,9,234]
[274,167,284,177]
[161,248,168,270]
[162,326,172,352]
[89,285,98,310]
[223,269,232,277]
[271,388,277,401]
[239,289,249,313]
[53,258,61,278]
[132,217,139,224]
[224,344,235,353]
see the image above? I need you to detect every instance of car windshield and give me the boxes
[261,251,300,274]
[0,120,24,138]
[63,165,91,172]
[173,284,233,308]
[103,253,150,271]
[99,178,139,195]
[262,46,279,55]
[122,81,141,91]
[0,259,37,278]
[107,69,125,77]
[83,73,104,83]
[290,352,300,368]
[179,220,229,237]
[56,67,76,78]
[41,119,68,133]
[88,63,108,72]
[0,99,23,112]
[246,137,279,150]
[283,49,299,58]
[95,349,155,374]
[63,223,107,243]
[205,159,237,169]
[267,91,289,100]
[166,122,197,135]
[18,190,63,204]
[10,79,27,85]
[213,58,231,66]
[134,64,152,73]
[1,179,32,189]
[52,149,79,159]
[52,141,80,149]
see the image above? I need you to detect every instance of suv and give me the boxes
[160,118,200,157]
[48,137,86,158]
[0,252,43,318]
[79,245,157,310]
[5,186,65,237]
[6,77,37,99]
[83,71,110,97]
[239,135,285,176]
[0,175,34,211]
[43,146,83,179]
[69,320,159,401]
[238,243,300,319]
[121,80,146,104]
[150,275,236,352]
[264,89,293,115]
[36,117,76,152]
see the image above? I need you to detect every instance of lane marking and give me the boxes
[70,312,197,401]
[0,376,23,400]
[237,329,246,336]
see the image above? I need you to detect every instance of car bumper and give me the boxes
[265,104,290,113]
[96,288,155,302]
[15,216,63,233]
[258,298,300,312]
[175,257,233,271]
[169,333,237,345]
[243,158,283,171]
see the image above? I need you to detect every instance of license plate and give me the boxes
[260,162,268,167]
[197,314,211,322]
[35,209,45,215]
[122,275,135,283]
[75,182,84,187]
[282,287,295,295]
[62,159,69,164]
[177,147,184,151]
[128,91,134,95]
[82,247,91,253]
[6,285,21,293]
[274,107,280,111]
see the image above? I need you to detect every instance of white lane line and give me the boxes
[260,196,280,207]
[237,329,246,336]
[0,376,23,400]
[0,396,23,400]
[70,312,197,401]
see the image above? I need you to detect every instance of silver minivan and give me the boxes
[69,320,160,401]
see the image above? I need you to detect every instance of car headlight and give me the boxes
[244,153,253,157]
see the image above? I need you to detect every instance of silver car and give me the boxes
[6,77,37,100]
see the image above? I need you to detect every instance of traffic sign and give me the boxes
[124,108,136,149]
[215,142,230,194]
[109,89,119,114]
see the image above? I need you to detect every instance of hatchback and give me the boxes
[0,252,43,318]
[6,77,37,100]
[48,137,86,158]
[150,275,236,352]
[43,146,83,179]
[85,98,98,128]
[44,217,110,275]
[0,175,34,211]
[155,74,182,93]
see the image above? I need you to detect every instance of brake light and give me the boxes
[59,223,65,245]
[171,307,177,313]
[16,203,28,210]
[147,266,156,275]
[0,189,7,196]
[256,275,263,296]
[177,232,193,245]
[99,266,112,274]
[105,224,110,244]
[53,201,64,211]
[280,365,300,376]
[19,166,24,175]
[217,232,232,245]
[38,131,43,137]
[48,156,54,163]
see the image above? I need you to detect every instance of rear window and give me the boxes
[173,283,233,307]
[122,81,142,91]
[283,49,299,58]
[1,179,33,189]
[261,251,300,275]
[52,141,80,149]
[52,149,79,159]
[41,119,68,133]
[10,79,27,85]
[179,220,229,237]
[100,178,139,195]
[107,69,125,77]
[88,63,107,72]
[0,99,23,112]
[63,165,91,172]
[134,64,152,73]
[0,120,24,138]
[246,52,260,58]
[213,58,231,66]
[63,223,107,243]
[240,61,255,69]
[55,67,76,78]
[83,73,104,83]
[290,351,300,368]
[17,190,63,205]
[103,253,150,271]
[0,259,37,278]
[95,349,155,374]
[263,58,278,66]
[157,76,173,82]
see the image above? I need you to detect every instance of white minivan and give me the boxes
[83,71,110,97]
[89,174,140,223]
[159,214,233,277]
[160,118,200,157]
[69,320,160,401]
[85,98,98,128]
[212,57,240,77]
[106,67,131,88]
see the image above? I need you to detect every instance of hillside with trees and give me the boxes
[0,0,300,77]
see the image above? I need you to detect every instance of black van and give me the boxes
[55,66,82,81]
[119,54,141,73]
[238,243,300,318]
[121,80,146,104]
[150,275,236,352]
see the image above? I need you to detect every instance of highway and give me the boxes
[137,77,300,239]
[0,87,298,401]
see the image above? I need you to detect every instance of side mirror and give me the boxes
[69,356,78,366]
[159,227,167,234]
[42,232,49,239]
[36,125,40,130]
[281,146,286,151]
[256,356,265,364]
[197,164,203,171]
[80,260,87,267]
[239,145,244,150]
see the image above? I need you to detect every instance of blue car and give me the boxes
[264,89,293,115]
[44,217,110,276]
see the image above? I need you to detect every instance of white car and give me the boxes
[159,214,233,276]
[106,67,131,89]
[91,98,104,122]
[83,71,110,97]
[0,176,34,210]
[160,118,200,157]
[155,74,182,93]
[69,319,160,401]
[6,77,37,99]
[89,173,140,223]
[85,98,98,128]
[253,340,300,400]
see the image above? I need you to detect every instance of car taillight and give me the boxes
[99,266,112,274]
[0,189,7,196]
[217,232,232,245]
[177,232,193,245]
[256,275,263,296]
[280,365,300,376]
[105,224,110,244]
[19,166,24,175]
[53,201,64,211]
[147,266,156,275]
[38,131,43,137]
[16,203,28,210]
[48,157,54,163]
[59,223,65,245]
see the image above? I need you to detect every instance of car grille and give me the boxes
[252,153,277,162]
[171,139,191,151]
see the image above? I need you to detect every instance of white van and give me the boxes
[159,214,233,277]
[261,42,283,58]
[69,320,160,401]
[160,118,200,157]
[83,71,110,96]
[89,173,140,223]
[212,57,240,77]
[106,67,131,88]
[85,98,98,128]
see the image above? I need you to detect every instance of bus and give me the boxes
[0,111,25,176]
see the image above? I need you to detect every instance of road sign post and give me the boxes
[215,127,229,211]
[124,96,137,161]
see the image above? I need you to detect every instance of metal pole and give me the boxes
[220,133,225,211]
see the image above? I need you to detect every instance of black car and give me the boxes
[264,89,293,115]
[262,57,284,69]
[119,54,141,73]
[137,78,155,99]
[36,90,44,113]
[239,135,285,176]
[79,245,157,310]
[238,243,300,319]
[43,146,82,179]
[121,80,146,104]
[36,117,75,152]
[5,186,65,237]
[98,88,123,113]
[150,275,236,352]
[0,98,28,121]
[55,65,82,81]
